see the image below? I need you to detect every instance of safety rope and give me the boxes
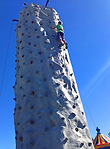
[0,21,13,98]
[82,96,96,129]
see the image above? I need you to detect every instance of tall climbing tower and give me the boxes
[14,3,94,149]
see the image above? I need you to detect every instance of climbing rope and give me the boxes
[82,96,96,129]
[0,21,13,98]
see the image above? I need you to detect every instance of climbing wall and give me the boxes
[14,3,94,149]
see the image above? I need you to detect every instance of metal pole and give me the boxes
[45,0,49,7]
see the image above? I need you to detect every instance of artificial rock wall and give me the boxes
[14,3,94,149]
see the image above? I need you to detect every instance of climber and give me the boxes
[51,21,68,49]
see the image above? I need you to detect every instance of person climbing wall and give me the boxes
[51,21,68,49]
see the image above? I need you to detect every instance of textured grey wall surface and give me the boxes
[14,3,94,149]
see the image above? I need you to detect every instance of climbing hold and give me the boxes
[27,13,29,16]
[49,111,53,115]
[28,36,30,38]
[58,104,62,109]
[19,137,23,142]
[27,80,30,83]
[31,106,34,109]
[30,142,34,146]
[80,143,84,147]
[45,128,49,132]
[29,51,32,54]
[44,79,47,81]
[50,63,53,67]
[19,41,22,43]
[34,44,36,47]
[25,20,28,23]
[18,26,21,28]
[15,137,17,140]
[64,83,67,88]
[36,71,39,74]
[14,108,16,111]
[48,55,51,58]
[19,107,21,110]
[30,61,33,64]
[30,120,34,124]
[35,29,37,31]
[31,21,34,24]
[31,91,35,96]
[56,83,60,86]
[13,86,15,89]
[23,95,25,97]
[15,60,17,62]
[75,127,79,132]
[15,131,18,134]
[13,98,16,101]
[88,142,92,146]
[26,28,28,30]
[28,43,31,45]
[61,117,65,121]
[73,105,76,109]
[65,137,68,143]
[22,55,24,57]
[20,75,23,78]
[45,93,48,97]
[71,113,76,118]
[40,60,43,63]
[62,64,65,67]
[39,52,41,54]
[82,112,84,115]
[70,73,73,76]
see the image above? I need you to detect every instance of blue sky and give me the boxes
[0,0,110,148]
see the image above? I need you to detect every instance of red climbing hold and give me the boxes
[19,41,22,43]
[31,91,35,96]
[35,29,37,31]
[18,26,21,28]
[30,61,33,64]
[22,33,24,36]
[30,120,34,124]
[27,13,29,16]
[39,52,41,54]
[19,137,23,142]
[13,98,16,101]
[31,21,34,24]
[22,55,24,57]
[28,43,31,45]
[20,75,23,78]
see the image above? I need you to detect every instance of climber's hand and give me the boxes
[51,26,55,30]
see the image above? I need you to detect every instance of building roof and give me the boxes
[93,127,110,149]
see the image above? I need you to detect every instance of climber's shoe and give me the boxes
[59,43,64,48]
[65,43,68,49]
